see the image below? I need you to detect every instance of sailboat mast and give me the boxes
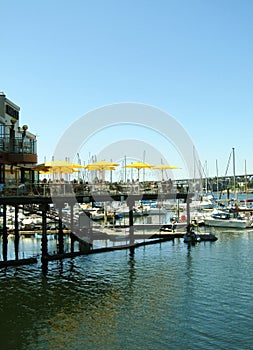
[124,155,127,182]
[205,160,208,194]
[232,147,236,200]
[245,159,248,205]
[193,146,196,186]
[216,159,219,194]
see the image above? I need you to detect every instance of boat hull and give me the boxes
[204,218,252,229]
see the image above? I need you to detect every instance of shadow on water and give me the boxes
[0,247,143,350]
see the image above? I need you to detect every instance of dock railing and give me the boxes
[0,180,188,197]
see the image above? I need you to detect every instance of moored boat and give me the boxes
[203,211,253,229]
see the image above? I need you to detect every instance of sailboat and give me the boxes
[203,148,253,229]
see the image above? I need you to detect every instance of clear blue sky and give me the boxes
[1,0,253,180]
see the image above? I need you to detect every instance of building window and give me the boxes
[5,105,19,120]
[0,124,4,138]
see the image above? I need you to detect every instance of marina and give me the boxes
[0,90,253,349]
[1,2,253,348]
[2,184,253,268]
[0,189,206,268]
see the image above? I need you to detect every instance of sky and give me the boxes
[1,0,253,181]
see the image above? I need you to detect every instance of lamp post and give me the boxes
[9,119,16,152]
[21,125,28,153]
[20,125,28,185]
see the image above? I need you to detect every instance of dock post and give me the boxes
[41,203,49,273]
[58,206,64,254]
[127,197,135,254]
[41,203,48,258]
[14,205,19,260]
[2,204,8,261]
[186,195,191,232]
[70,203,75,253]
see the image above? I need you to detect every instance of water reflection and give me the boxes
[32,254,137,350]
[1,226,253,350]
[127,250,136,290]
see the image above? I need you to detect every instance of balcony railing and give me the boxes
[0,136,37,154]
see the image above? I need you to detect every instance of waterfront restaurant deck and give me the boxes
[0,180,197,269]
[0,179,188,198]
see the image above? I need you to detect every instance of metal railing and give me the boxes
[0,181,187,197]
[0,136,37,154]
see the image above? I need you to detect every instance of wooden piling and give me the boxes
[127,197,135,255]
[58,206,64,254]
[2,204,8,261]
[41,203,48,258]
[14,205,19,260]
[70,203,75,253]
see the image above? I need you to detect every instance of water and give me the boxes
[1,226,253,350]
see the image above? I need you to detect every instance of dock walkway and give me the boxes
[0,191,217,269]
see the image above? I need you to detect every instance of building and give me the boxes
[0,92,37,185]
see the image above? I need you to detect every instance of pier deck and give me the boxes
[1,191,214,268]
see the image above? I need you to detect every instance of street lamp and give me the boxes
[21,125,28,153]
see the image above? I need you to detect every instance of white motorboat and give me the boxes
[142,204,167,215]
[203,210,253,229]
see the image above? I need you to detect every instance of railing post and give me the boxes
[2,204,8,261]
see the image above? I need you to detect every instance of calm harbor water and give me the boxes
[1,225,253,350]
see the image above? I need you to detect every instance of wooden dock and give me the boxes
[0,191,218,269]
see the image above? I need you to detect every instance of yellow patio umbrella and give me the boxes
[44,160,86,169]
[85,160,119,181]
[33,164,51,173]
[35,160,86,171]
[34,160,86,179]
[39,167,80,175]
[152,164,181,180]
[124,161,153,180]
[85,160,119,170]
